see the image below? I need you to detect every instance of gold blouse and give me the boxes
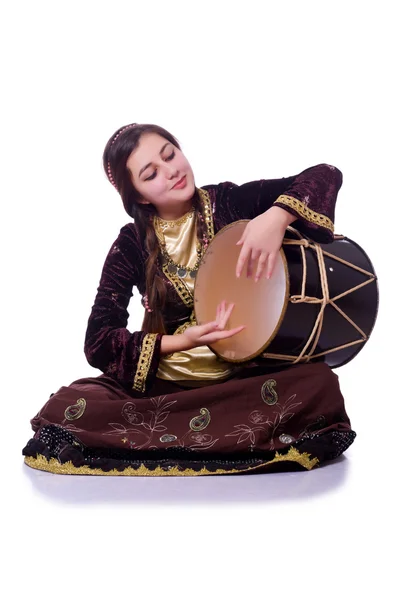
[153,210,238,385]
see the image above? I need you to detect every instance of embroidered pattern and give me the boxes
[261,379,278,405]
[266,394,302,450]
[64,398,86,421]
[279,433,295,444]
[104,396,177,450]
[225,393,302,450]
[198,188,215,242]
[178,431,219,450]
[163,264,194,307]
[102,396,220,451]
[122,403,144,425]
[275,195,334,232]
[160,434,178,443]
[249,410,268,424]
[189,408,211,432]
[154,210,195,231]
[133,333,158,393]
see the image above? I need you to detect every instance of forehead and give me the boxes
[127,132,170,172]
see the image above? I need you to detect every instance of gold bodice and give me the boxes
[153,210,237,384]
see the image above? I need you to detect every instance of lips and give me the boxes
[172,175,186,189]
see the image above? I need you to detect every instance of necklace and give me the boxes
[153,210,208,280]
[159,242,203,279]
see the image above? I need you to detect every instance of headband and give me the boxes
[106,123,137,189]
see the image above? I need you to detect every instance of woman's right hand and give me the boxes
[180,301,245,350]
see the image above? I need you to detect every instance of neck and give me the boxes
[156,197,195,222]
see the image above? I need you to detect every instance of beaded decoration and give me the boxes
[142,293,153,313]
[156,210,210,283]
[107,123,137,189]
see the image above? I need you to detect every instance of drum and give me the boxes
[194,221,378,368]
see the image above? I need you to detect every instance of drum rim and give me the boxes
[194,220,291,363]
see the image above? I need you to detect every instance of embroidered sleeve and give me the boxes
[210,163,343,243]
[133,333,159,393]
[84,224,164,394]
[274,195,334,233]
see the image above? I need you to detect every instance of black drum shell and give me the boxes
[263,230,379,368]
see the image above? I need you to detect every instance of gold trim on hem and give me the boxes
[267,447,319,470]
[24,447,319,477]
[133,333,158,393]
[275,195,334,232]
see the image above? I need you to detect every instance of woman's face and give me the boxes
[126,132,196,220]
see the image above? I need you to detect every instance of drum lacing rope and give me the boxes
[262,235,376,364]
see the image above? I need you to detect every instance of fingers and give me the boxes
[215,300,235,330]
[235,227,248,247]
[247,249,260,279]
[266,252,277,279]
[216,325,246,339]
[197,301,238,346]
[199,320,221,336]
[216,300,226,324]
[216,302,221,322]
[219,302,235,329]
[236,246,272,281]
[254,252,269,282]
[252,251,278,281]
[200,325,246,345]
[236,246,251,278]
[192,305,243,346]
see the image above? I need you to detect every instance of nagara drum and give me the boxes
[194,221,378,368]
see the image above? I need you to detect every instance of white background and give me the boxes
[2,0,396,598]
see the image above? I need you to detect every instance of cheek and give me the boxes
[135,179,162,203]
[150,177,169,197]
[179,155,192,174]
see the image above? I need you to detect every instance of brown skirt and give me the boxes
[22,362,355,476]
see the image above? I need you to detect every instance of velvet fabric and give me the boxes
[84,164,342,395]
[23,363,355,475]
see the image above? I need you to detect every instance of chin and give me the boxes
[178,180,196,201]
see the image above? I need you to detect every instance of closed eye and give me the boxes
[144,151,176,181]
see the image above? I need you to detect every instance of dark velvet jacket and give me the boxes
[84,164,343,394]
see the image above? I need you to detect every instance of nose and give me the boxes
[164,163,179,179]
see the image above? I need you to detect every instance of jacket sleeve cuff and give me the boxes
[273,194,334,241]
[132,333,163,394]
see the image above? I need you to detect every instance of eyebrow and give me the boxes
[138,142,172,177]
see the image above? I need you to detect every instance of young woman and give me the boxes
[23,123,355,476]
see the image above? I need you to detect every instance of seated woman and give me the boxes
[22,123,355,476]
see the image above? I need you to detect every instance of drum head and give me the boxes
[194,221,289,362]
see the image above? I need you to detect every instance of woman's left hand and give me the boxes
[235,206,296,281]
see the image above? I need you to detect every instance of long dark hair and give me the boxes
[103,123,206,334]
